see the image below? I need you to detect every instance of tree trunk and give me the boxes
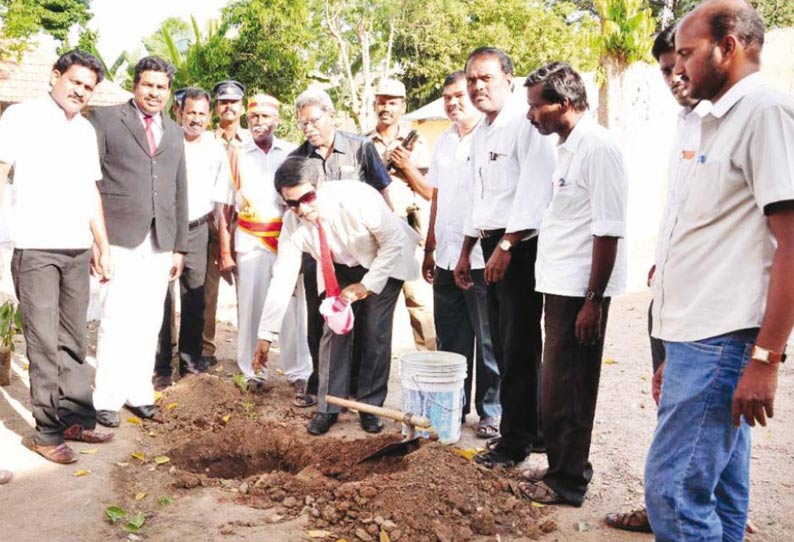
[597,55,625,138]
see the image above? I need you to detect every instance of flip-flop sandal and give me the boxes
[473,448,515,469]
[518,481,568,505]
[293,393,317,408]
[604,508,652,533]
[476,418,501,439]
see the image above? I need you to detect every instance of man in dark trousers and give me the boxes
[455,47,556,468]
[90,56,188,428]
[0,50,114,464]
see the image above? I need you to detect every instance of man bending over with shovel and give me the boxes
[253,156,419,435]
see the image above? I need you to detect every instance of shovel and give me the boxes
[325,395,432,462]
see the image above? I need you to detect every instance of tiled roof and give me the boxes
[0,40,131,106]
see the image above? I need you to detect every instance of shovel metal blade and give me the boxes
[358,437,421,463]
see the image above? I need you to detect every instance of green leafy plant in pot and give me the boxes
[0,300,22,386]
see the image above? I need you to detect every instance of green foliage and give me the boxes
[104,505,127,524]
[142,17,192,60]
[0,0,93,59]
[395,0,600,109]
[0,301,22,352]
[750,0,794,29]
[596,0,655,68]
[232,372,249,392]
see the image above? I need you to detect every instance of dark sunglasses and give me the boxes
[284,190,317,209]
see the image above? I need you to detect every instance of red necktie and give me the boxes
[316,220,340,297]
[143,115,157,155]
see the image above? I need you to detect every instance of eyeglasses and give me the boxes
[296,112,327,130]
[284,190,317,209]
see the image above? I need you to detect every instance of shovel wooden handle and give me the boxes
[325,395,432,428]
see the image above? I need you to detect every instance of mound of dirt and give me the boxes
[136,374,554,541]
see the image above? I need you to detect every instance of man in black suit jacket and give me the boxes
[90,56,188,427]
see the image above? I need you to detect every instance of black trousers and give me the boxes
[648,301,665,372]
[305,257,364,395]
[155,221,208,376]
[317,264,402,413]
[11,248,95,445]
[480,236,544,461]
[541,293,611,505]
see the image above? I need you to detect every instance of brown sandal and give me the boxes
[604,508,652,533]
[518,481,568,505]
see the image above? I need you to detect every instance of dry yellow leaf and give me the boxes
[166,402,178,411]
[222,414,231,423]
[453,448,481,461]
[131,452,145,462]
[306,530,333,538]
[23,363,29,370]
[153,455,170,465]
[154,391,163,402]
[530,501,546,508]
[380,530,391,542]
[126,417,142,426]
[604,358,616,365]
[80,448,99,455]
[275,368,284,376]
[114,462,129,468]
[148,431,156,438]
[73,469,91,477]
[135,492,147,501]
[214,365,223,373]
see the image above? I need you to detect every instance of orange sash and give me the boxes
[228,147,282,253]
[237,215,282,253]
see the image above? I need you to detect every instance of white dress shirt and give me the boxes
[213,136,296,253]
[0,96,101,249]
[536,116,628,297]
[652,73,794,341]
[184,132,230,221]
[427,122,485,270]
[464,101,556,236]
[257,180,420,341]
[133,101,164,146]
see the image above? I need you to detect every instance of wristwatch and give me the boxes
[750,345,787,364]
[585,290,604,303]
[498,239,513,252]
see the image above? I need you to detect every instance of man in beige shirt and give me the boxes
[366,78,436,351]
[645,1,794,540]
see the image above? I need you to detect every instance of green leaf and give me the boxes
[105,505,127,524]
[158,496,173,506]
[123,513,146,532]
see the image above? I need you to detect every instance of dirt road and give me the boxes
[0,291,791,541]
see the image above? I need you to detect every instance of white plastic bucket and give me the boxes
[400,351,467,444]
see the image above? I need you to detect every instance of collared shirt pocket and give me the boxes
[680,158,727,224]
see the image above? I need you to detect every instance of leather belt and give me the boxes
[189,213,212,229]
[478,228,505,239]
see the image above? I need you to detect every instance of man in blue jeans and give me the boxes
[646,1,794,541]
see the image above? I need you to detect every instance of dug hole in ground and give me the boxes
[0,290,792,542]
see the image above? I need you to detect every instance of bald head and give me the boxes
[681,0,764,62]
[674,0,764,102]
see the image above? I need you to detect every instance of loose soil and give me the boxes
[125,374,554,542]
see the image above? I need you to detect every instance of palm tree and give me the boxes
[595,0,655,130]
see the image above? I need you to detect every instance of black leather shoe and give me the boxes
[127,404,159,420]
[359,413,383,434]
[96,409,120,428]
[307,412,338,435]
[153,374,171,391]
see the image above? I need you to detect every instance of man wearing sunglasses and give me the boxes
[252,156,419,435]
